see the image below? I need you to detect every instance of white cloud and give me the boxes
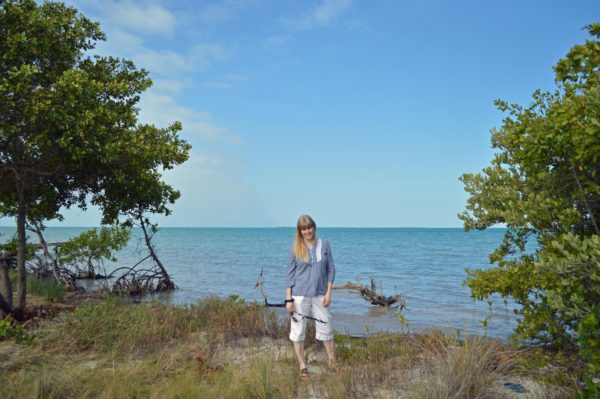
[190,44,232,71]
[222,73,249,82]
[79,0,176,37]
[262,34,293,48]
[202,73,250,90]
[72,1,230,77]
[151,78,186,95]
[134,48,189,75]
[139,92,242,145]
[283,0,354,31]
[112,41,229,82]
[314,0,354,26]
[193,0,262,25]
[159,150,274,227]
[165,150,238,180]
[98,43,230,77]
[75,1,241,152]
[102,29,145,49]
[202,82,233,90]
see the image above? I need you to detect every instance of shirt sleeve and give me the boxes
[326,241,335,284]
[285,247,296,289]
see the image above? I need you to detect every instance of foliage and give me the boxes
[0,235,36,260]
[0,318,33,344]
[0,0,189,310]
[577,308,600,399]
[460,23,600,384]
[55,226,130,277]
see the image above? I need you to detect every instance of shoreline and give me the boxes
[0,292,580,398]
[0,226,519,339]
[78,282,517,341]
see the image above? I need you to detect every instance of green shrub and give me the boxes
[460,24,600,383]
[577,305,600,397]
[55,226,131,274]
[28,276,66,302]
[0,319,34,344]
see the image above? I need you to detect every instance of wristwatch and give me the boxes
[285,298,294,303]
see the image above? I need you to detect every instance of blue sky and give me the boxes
[10,0,600,227]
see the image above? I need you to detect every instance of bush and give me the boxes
[0,318,34,344]
[460,24,600,384]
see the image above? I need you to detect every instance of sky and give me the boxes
[6,0,600,228]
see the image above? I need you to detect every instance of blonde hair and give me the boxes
[294,214,317,262]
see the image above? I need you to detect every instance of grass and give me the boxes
[0,295,580,398]
[408,329,516,398]
[37,295,287,356]
[8,270,66,302]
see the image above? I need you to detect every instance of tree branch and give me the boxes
[571,166,600,236]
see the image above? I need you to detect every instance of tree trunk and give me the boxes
[138,210,174,288]
[0,260,13,316]
[0,291,11,317]
[87,256,95,279]
[16,181,27,311]
[30,220,60,281]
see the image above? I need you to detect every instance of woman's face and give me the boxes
[300,225,315,242]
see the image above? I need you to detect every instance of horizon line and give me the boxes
[0,225,504,229]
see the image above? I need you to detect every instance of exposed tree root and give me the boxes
[334,277,405,308]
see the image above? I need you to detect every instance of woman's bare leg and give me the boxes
[323,339,335,367]
[293,341,306,369]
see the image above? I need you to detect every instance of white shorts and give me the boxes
[289,295,333,342]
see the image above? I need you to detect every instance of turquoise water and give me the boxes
[0,226,518,338]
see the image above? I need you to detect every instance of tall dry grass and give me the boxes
[0,297,578,398]
[1,296,286,398]
[38,295,286,356]
[409,329,517,399]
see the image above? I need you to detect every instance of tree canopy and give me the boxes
[460,23,600,380]
[0,0,190,313]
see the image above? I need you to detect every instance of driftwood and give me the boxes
[255,268,405,310]
[255,268,285,307]
[334,277,405,309]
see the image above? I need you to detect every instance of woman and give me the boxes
[285,214,336,379]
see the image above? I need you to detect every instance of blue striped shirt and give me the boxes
[286,239,336,296]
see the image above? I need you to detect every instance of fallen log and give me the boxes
[255,269,404,310]
[334,277,405,308]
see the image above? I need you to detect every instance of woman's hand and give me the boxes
[286,301,295,315]
[322,292,331,307]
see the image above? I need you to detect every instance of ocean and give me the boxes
[0,226,519,338]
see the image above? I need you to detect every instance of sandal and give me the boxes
[299,368,309,380]
[328,361,338,373]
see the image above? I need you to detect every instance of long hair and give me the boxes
[294,214,317,262]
